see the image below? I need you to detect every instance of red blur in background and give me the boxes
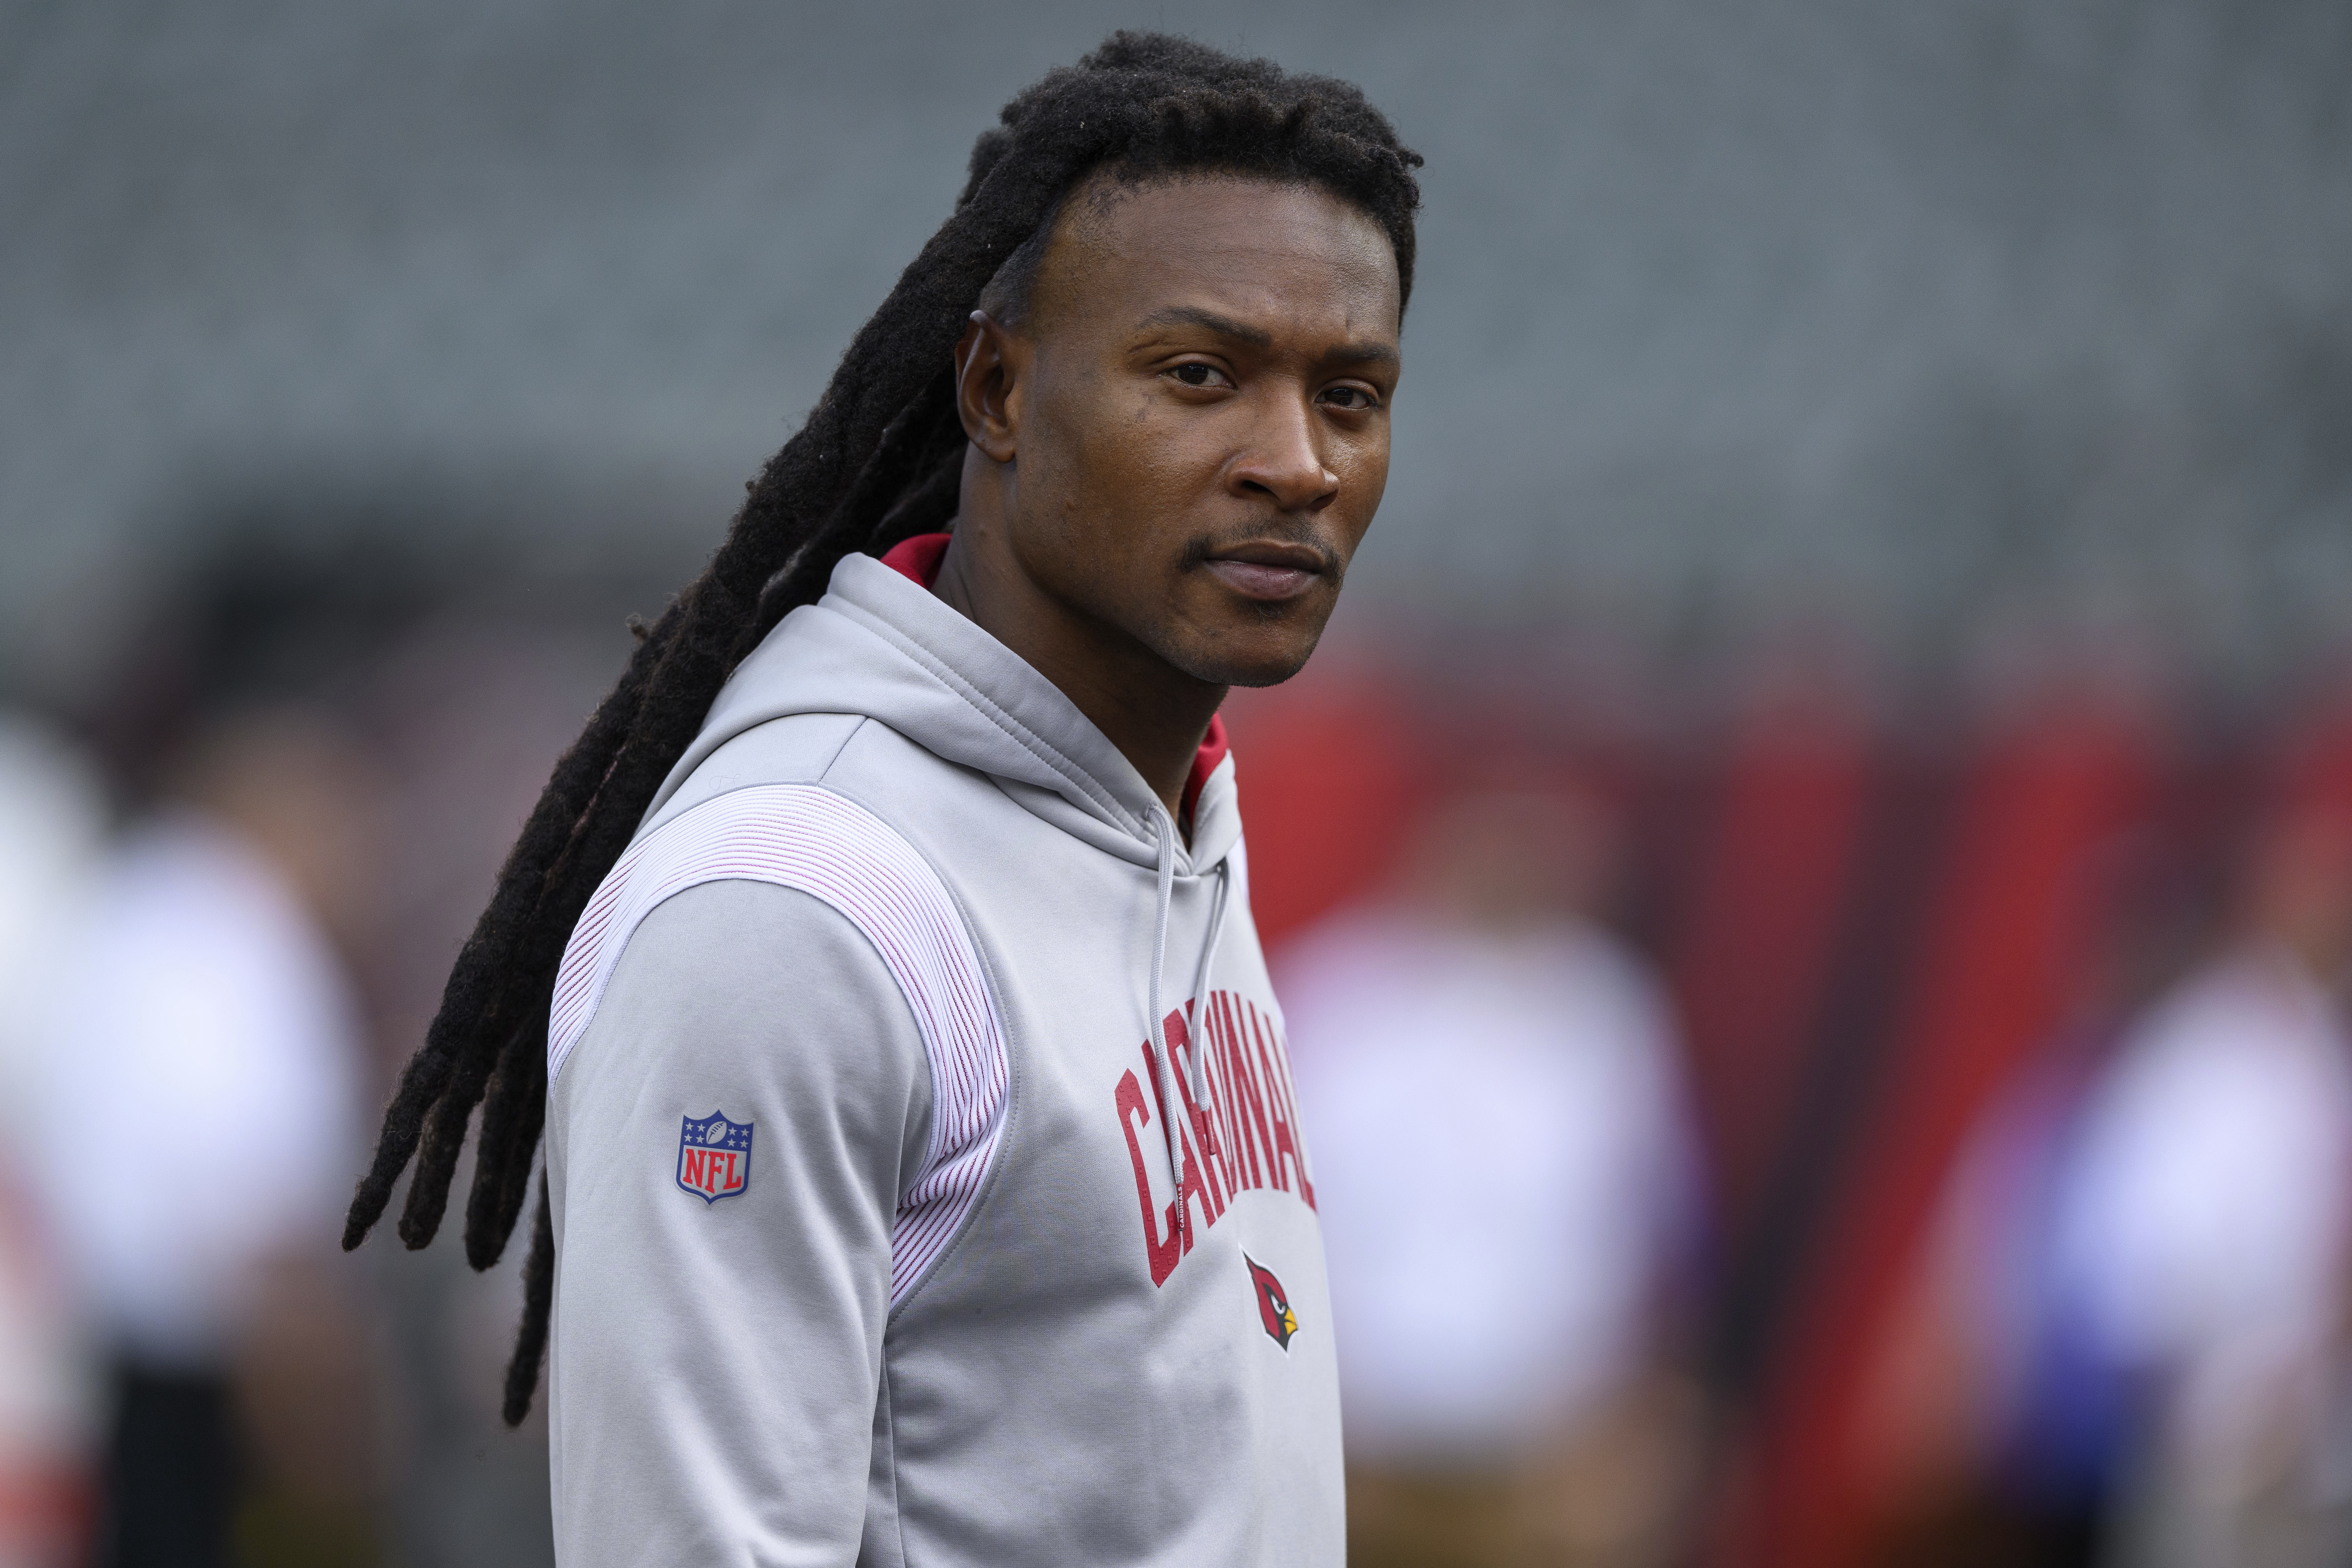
[1231,653,2352,1568]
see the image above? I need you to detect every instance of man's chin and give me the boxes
[1221,660,1315,690]
[1169,632,1324,690]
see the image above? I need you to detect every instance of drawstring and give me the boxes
[1148,813,1183,1247]
[1185,862,1231,1099]
[1147,810,1231,1254]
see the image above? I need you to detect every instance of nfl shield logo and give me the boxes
[676,1112,753,1203]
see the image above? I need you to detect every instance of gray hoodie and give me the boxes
[543,536,1342,1565]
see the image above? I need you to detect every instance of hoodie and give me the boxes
[543,535,1341,1565]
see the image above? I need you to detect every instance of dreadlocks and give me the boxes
[341,30,1422,1425]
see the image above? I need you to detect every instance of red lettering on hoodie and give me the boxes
[1270,1019,1317,1210]
[1139,1033,1218,1251]
[1161,1011,1229,1220]
[1245,1000,1315,1209]
[1200,1007,1252,1202]
[1217,992,1274,1193]
[1115,1069,1182,1286]
[1115,991,1317,1280]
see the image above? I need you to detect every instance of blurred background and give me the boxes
[3,2,2349,1564]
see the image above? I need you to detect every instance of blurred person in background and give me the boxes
[18,555,384,1567]
[0,718,107,1566]
[1850,831,2213,1567]
[354,609,599,1568]
[2045,793,2352,1566]
[1285,781,1708,1568]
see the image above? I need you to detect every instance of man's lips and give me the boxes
[1200,542,1330,603]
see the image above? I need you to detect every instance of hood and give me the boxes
[644,535,1238,877]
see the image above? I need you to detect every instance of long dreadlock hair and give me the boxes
[342,30,1422,1425]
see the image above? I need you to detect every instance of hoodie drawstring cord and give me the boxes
[1185,860,1231,1114]
[1147,812,1185,1248]
[1147,810,1232,1255]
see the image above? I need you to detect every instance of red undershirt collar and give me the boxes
[877,533,1229,830]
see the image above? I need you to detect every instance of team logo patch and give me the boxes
[1244,1255,1297,1350]
[676,1112,754,1203]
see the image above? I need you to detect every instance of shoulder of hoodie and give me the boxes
[646,704,1013,827]
[548,712,993,1088]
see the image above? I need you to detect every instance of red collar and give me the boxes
[878,533,1230,825]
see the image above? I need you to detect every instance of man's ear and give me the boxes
[954,310,1023,463]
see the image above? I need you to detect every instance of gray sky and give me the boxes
[5,0,2348,687]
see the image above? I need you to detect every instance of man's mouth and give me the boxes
[1199,541,1330,603]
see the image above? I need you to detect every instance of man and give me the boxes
[342,33,1421,1563]
[2050,797,2352,1563]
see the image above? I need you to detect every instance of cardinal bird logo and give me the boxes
[1244,1255,1298,1350]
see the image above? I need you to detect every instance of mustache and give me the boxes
[1179,522,1345,583]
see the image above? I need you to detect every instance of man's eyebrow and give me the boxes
[1132,305,1400,369]
[1134,305,1275,348]
[1326,340,1401,370]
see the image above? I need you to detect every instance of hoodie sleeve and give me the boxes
[545,874,933,1565]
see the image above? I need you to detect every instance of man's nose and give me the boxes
[1226,393,1338,513]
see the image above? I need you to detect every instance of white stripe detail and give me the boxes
[549,783,1008,1305]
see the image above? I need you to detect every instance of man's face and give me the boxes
[968,175,1401,688]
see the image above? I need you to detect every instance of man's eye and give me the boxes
[1321,386,1379,411]
[1169,364,1228,389]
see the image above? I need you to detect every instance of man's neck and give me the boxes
[930,530,1222,824]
